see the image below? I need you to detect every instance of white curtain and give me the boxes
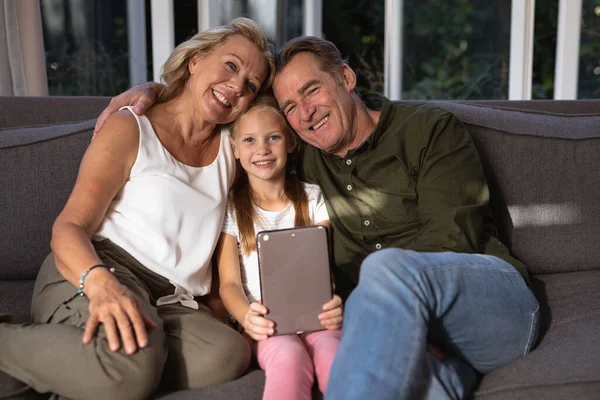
[0,0,48,96]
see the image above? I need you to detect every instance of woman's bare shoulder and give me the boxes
[92,109,141,151]
[99,109,139,134]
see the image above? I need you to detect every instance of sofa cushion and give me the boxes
[436,102,600,275]
[473,270,600,399]
[0,371,49,400]
[0,120,94,280]
[153,370,265,400]
[0,280,36,323]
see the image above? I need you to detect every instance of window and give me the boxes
[323,0,385,95]
[41,0,131,96]
[531,0,558,99]
[210,0,303,48]
[578,0,600,99]
[402,0,511,100]
[324,0,512,100]
[38,0,599,99]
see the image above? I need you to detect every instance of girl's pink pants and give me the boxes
[256,329,342,400]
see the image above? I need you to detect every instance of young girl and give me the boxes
[215,93,343,400]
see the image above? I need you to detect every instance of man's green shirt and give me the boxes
[299,94,528,299]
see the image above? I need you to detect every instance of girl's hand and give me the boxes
[243,302,274,341]
[318,294,343,330]
[83,268,157,355]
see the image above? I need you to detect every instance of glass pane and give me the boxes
[578,0,600,99]
[40,0,131,96]
[531,0,558,99]
[322,0,385,95]
[324,0,512,100]
[172,0,199,44]
[213,0,303,49]
[403,0,511,100]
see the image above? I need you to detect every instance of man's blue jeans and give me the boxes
[326,249,539,400]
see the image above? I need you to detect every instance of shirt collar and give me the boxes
[343,93,391,158]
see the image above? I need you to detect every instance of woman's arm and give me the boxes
[215,232,274,340]
[52,110,137,285]
[52,110,155,354]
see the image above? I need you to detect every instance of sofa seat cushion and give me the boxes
[153,369,265,400]
[473,270,600,399]
[0,280,49,399]
[0,371,49,400]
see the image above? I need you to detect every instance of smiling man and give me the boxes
[270,37,539,400]
[94,35,539,400]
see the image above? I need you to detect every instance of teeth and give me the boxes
[254,161,274,166]
[212,90,230,106]
[312,116,328,130]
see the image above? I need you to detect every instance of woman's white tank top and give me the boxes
[95,106,235,308]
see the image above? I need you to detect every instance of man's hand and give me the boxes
[94,82,164,136]
[243,302,274,341]
[318,294,343,330]
[82,268,157,355]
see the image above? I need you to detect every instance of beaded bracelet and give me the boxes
[77,264,115,296]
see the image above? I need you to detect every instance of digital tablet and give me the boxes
[257,225,332,336]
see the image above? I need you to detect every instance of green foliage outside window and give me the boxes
[41,0,599,99]
[324,0,599,100]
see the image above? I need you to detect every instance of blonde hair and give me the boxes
[229,92,288,137]
[157,18,275,103]
[229,93,310,256]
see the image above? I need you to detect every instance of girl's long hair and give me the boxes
[229,94,310,256]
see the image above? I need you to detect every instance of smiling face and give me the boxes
[186,34,268,125]
[230,107,296,184]
[273,52,358,156]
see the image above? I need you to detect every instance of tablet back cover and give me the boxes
[257,225,332,335]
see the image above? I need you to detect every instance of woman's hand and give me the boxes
[94,82,164,135]
[318,294,343,330]
[82,268,157,355]
[243,302,274,341]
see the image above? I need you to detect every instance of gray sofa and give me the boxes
[1,96,599,399]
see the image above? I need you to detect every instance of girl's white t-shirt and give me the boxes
[221,182,329,303]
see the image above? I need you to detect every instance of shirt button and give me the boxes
[347,184,352,191]
[364,220,370,226]
[375,243,382,250]
[346,159,352,165]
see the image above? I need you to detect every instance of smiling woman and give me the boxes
[157,19,276,115]
[182,35,268,126]
[0,18,276,400]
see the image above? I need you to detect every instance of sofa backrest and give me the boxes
[1,118,103,280]
[0,96,110,129]
[433,101,600,275]
[1,97,599,280]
